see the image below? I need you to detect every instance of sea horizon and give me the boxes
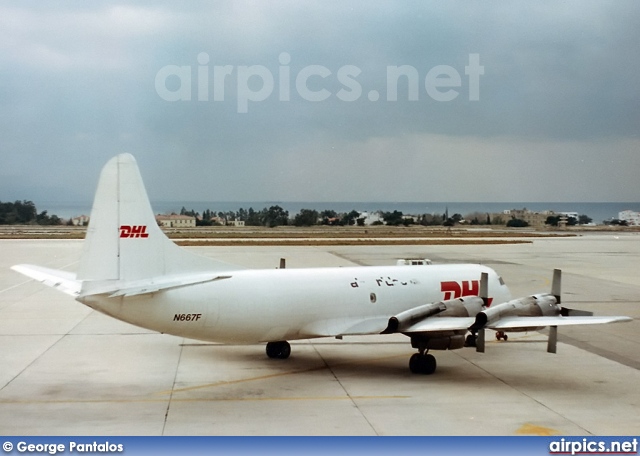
[37,200,640,225]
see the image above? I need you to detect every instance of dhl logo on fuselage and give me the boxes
[441,280,493,306]
[119,225,149,238]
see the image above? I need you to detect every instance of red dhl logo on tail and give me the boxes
[441,280,493,306]
[119,225,149,238]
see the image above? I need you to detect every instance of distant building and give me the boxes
[619,210,640,226]
[558,212,579,220]
[227,220,245,227]
[71,215,90,226]
[502,208,554,229]
[156,214,196,228]
[360,211,383,225]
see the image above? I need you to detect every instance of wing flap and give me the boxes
[489,315,632,329]
[11,264,81,297]
[403,317,475,333]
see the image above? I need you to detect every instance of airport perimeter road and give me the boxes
[0,234,638,435]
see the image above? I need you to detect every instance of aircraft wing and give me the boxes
[306,316,477,337]
[337,314,632,336]
[11,264,81,297]
[401,317,475,333]
[489,315,632,329]
[339,317,392,335]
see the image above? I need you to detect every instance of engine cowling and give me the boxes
[469,293,560,331]
[411,334,466,350]
[384,296,485,333]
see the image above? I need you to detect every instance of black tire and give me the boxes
[503,334,508,341]
[409,353,436,375]
[266,341,291,359]
[409,353,423,374]
[278,341,291,359]
[424,354,436,375]
[465,334,477,347]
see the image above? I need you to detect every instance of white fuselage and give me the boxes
[80,263,511,344]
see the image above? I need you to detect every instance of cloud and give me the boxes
[1,1,639,205]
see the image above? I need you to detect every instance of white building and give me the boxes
[71,215,90,226]
[360,211,383,225]
[618,210,640,226]
[558,212,579,220]
[156,214,196,228]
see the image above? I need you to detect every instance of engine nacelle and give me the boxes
[438,296,485,318]
[384,296,485,333]
[411,334,466,351]
[470,293,559,330]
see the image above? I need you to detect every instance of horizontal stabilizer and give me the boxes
[80,273,233,298]
[11,264,81,297]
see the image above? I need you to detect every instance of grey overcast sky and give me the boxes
[1,1,639,203]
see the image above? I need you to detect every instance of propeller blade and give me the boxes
[547,325,558,353]
[551,269,561,304]
[480,272,489,306]
[476,329,485,353]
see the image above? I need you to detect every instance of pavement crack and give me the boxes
[311,343,379,436]
[162,338,185,435]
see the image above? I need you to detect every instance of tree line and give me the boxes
[179,205,589,228]
[0,200,63,225]
[180,206,365,227]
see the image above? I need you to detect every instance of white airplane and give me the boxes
[11,154,631,375]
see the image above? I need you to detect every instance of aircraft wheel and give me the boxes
[266,341,291,359]
[409,353,423,374]
[503,334,508,341]
[409,353,437,375]
[424,354,436,375]
[465,334,477,347]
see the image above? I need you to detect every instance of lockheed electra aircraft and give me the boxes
[12,154,631,375]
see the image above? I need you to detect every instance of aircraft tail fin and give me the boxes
[76,154,238,284]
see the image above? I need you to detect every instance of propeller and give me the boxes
[475,272,489,352]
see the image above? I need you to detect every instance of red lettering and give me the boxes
[119,225,131,238]
[441,279,494,306]
[462,280,479,297]
[441,281,461,300]
[119,225,149,239]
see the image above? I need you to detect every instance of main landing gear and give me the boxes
[464,333,477,347]
[266,341,291,359]
[495,331,508,341]
[409,351,437,375]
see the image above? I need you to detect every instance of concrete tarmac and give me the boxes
[0,233,638,435]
